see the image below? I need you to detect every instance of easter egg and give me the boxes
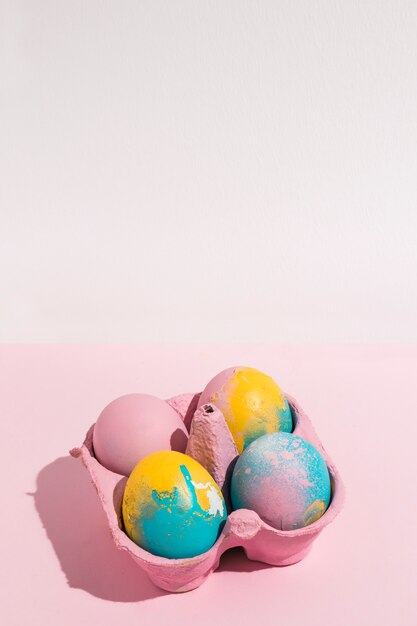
[93,394,188,476]
[198,366,292,453]
[122,451,227,558]
[231,432,331,530]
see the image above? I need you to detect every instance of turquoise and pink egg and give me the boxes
[231,432,331,530]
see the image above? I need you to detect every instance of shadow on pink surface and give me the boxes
[32,456,167,602]
[216,547,273,574]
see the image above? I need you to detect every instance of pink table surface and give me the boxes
[1,345,416,626]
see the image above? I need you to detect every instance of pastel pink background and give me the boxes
[1,345,416,625]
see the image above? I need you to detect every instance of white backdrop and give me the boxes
[1,1,416,342]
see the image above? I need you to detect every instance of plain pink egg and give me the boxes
[92,393,189,476]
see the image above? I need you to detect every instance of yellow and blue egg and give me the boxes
[122,451,227,559]
[198,366,293,454]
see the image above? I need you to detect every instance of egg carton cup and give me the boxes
[70,392,344,593]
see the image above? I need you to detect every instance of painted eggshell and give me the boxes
[93,394,188,476]
[231,432,331,530]
[198,366,292,453]
[122,450,227,558]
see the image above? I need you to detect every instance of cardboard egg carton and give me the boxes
[70,392,344,592]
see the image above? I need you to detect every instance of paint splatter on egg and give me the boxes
[198,366,293,453]
[122,451,227,558]
[231,432,331,530]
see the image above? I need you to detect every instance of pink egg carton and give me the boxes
[70,392,344,593]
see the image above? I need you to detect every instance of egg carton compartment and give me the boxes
[70,392,344,593]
